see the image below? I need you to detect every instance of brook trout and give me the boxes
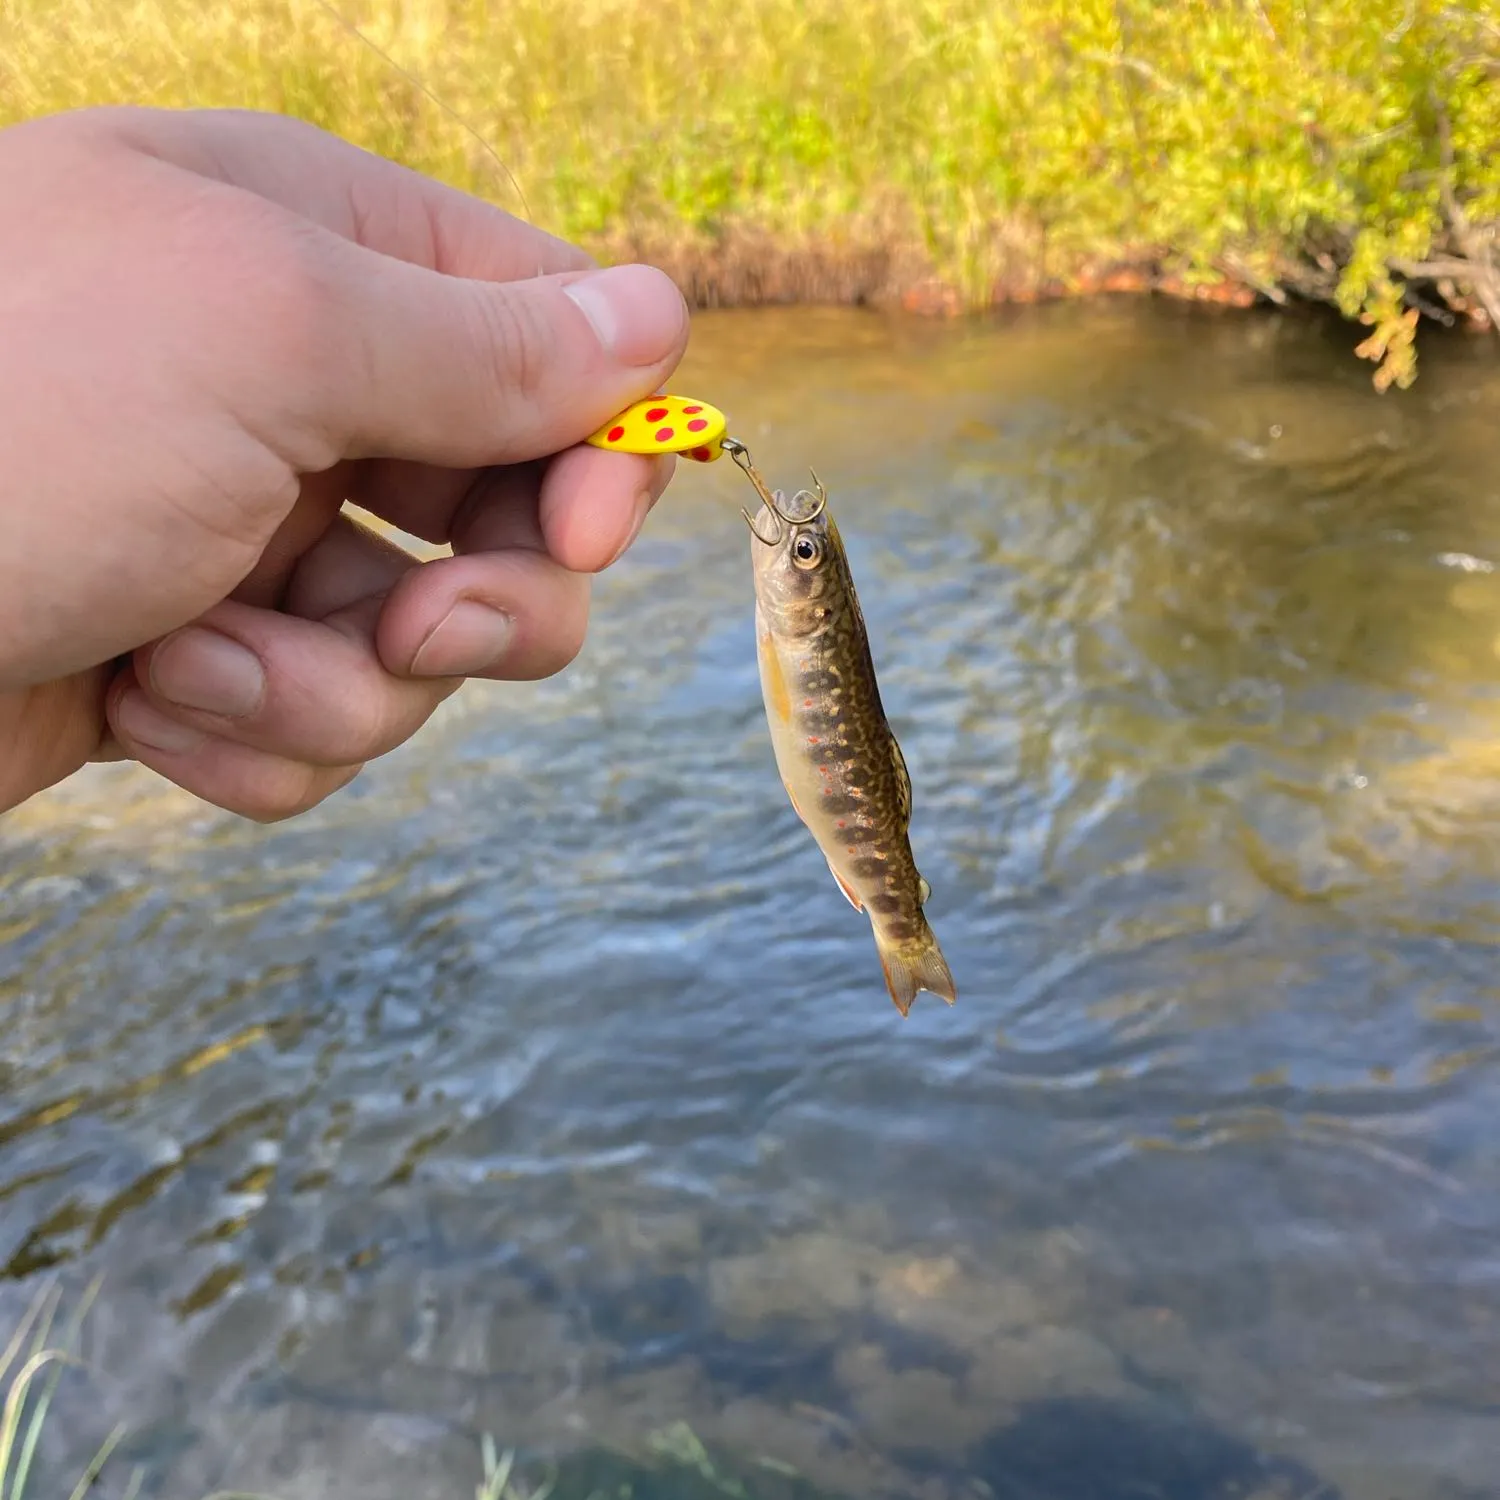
[728,439,957,1017]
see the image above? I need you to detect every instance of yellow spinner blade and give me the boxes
[585,394,728,462]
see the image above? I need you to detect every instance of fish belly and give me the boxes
[756,609,884,905]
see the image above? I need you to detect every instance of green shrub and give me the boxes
[5,0,1498,385]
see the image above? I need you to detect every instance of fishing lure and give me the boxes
[585,395,729,463]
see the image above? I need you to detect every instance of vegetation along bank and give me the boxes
[7,0,1499,387]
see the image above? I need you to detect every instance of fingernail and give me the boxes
[115,690,207,756]
[410,600,514,677]
[564,264,688,366]
[150,627,265,718]
[603,490,653,568]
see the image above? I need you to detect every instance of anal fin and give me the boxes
[826,859,863,911]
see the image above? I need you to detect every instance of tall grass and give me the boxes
[4,0,1499,385]
[0,1280,136,1500]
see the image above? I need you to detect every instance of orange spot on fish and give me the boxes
[803,698,813,708]
[837,820,847,829]
[808,736,820,745]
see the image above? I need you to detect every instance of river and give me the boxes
[3,300,1499,1500]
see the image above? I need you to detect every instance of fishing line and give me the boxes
[305,6,760,491]
[305,0,532,224]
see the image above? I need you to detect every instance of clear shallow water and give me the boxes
[4,301,1500,1500]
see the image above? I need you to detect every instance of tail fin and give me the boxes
[874,921,957,1017]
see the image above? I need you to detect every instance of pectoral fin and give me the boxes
[826,859,864,911]
[757,627,792,725]
[918,876,931,905]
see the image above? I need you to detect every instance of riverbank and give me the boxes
[6,0,1498,388]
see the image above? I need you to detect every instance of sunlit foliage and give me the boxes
[5,0,1498,385]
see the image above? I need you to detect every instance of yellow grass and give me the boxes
[5,0,1500,383]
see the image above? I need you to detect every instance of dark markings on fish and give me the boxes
[870,893,902,915]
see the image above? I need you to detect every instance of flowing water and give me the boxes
[4,301,1500,1500]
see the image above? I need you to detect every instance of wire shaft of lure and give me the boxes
[722,437,827,543]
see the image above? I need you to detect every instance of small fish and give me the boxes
[729,439,956,1017]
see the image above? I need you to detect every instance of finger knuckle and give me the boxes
[187,209,325,348]
[232,761,361,823]
[521,582,590,680]
[243,239,342,384]
[176,209,345,465]
[472,285,551,407]
[333,691,406,764]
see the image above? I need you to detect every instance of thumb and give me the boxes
[306,251,691,468]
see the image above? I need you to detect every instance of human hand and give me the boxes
[0,105,690,819]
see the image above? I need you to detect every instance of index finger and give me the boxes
[92,104,592,282]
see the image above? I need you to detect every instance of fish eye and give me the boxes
[791,533,822,568]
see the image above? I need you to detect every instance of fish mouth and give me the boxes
[727,437,828,544]
[743,486,826,548]
[782,484,825,524]
[744,502,780,546]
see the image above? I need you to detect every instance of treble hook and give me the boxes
[722,437,828,544]
[791,469,828,523]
